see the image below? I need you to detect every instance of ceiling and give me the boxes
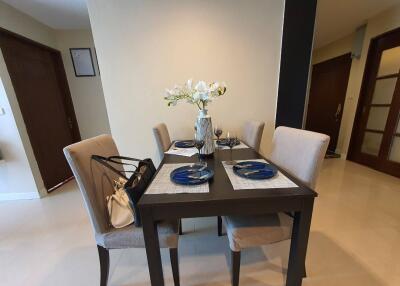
[314,0,399,49]
[2,0,90,29]
[2,0,399,46]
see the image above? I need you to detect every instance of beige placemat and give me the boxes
[222,159,298,190]
[145,163,209,194]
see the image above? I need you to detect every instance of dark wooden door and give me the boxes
[348,28,400,177]
[0,29,80,190]
[306,53,352,152]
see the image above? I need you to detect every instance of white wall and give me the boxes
[0,53,42,199]
[87,0,285,164]
[55,30,111,139]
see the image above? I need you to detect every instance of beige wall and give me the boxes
[55,30,111,139]
[0,53,44,199]
[0,1,56,48]
[0,2,110,199]
[0,1,53,198]
[312,4,400,157]
[87,0,285,164]
[312,33,354,65]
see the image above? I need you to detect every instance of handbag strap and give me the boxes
[91,155,130,180]
[107,155,150,167]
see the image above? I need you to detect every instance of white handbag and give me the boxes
[107,177,134,228]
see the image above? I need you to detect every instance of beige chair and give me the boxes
[223,126,329,286]
[217,121,265,235]
[63,135,180,286]
[242,121,265,151]
[152,123,184,235]
[153,123,172,153]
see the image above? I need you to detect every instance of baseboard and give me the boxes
[0,192,40,201]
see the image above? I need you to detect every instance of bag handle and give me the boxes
[91,155,143,179]
[91,155,130,180]
[107,155,151,167]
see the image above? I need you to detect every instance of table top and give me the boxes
[138,146,317,209]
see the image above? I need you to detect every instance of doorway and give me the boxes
[306,53,352,153]
[0,28,81,190]
[348,27,400,178]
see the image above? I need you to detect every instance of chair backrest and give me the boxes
[242,121,265,151]
[153,123,171,153]
[270,126,330,189]
[63,135,121,235]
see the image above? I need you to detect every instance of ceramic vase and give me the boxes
[196,109,214,156]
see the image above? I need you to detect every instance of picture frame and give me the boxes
[70,48,96,77]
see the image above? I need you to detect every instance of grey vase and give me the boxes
[196,109,214,156]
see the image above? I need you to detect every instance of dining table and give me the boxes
[138,143,317,286]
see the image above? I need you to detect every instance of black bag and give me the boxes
[91,155,156,227]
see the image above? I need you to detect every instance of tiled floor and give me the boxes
[1,159,400,286]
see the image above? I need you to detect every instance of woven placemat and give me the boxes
[145,163,210,194]
[222,159,298,190]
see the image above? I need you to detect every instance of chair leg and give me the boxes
[231,250,241,286]
[218,216,223,236]
[169,248,180,286]
[179,219,183,235]
[97,245,109,286]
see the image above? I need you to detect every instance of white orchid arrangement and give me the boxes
[164,79,227,110]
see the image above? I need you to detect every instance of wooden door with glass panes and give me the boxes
[349,28,400,177]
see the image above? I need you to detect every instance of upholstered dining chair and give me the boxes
[63,135,180,286]
[152,123,185,235]
[223,126,329,286]
[153,123,172,154]
[217,121,265,235]
[242,121,265,152]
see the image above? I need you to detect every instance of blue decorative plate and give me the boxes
[217,138,240,147]
[233,161,277,180]
[170,164,214,185]
[175,140,195,148]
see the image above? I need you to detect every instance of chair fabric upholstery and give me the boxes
[242,121,265,151]
[153,123,171,153]
[96,220,178,249]
[63,134,178,249]
[223,213,292,252]
[270,126,330,189]
[224,127,330,252]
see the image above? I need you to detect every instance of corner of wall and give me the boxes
[0,51,45,199]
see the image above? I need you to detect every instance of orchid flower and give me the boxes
[164,79,227,110]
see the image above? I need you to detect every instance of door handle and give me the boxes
[335,103,342,121]
[67,117,73,129]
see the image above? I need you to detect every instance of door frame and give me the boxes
[0,27,81,187]
[348,27,400,177]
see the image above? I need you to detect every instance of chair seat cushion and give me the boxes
[96,220,179,249]
[223,213,292,251]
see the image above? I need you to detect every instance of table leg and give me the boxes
[142,210,165,286]
[286,199,314,286]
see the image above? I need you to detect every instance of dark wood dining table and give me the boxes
[138,145,317,286]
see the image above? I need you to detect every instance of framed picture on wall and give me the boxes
[70,48,96,77]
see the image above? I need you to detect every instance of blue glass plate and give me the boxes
[175,140,195,148]
[217,138,240,147]
[170,164,214,185]
[233,161,277,180]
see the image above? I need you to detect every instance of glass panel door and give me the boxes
[360,46,400,158]
[377,46,400,76]
[350,28,400,177]
[389,116,400,163]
